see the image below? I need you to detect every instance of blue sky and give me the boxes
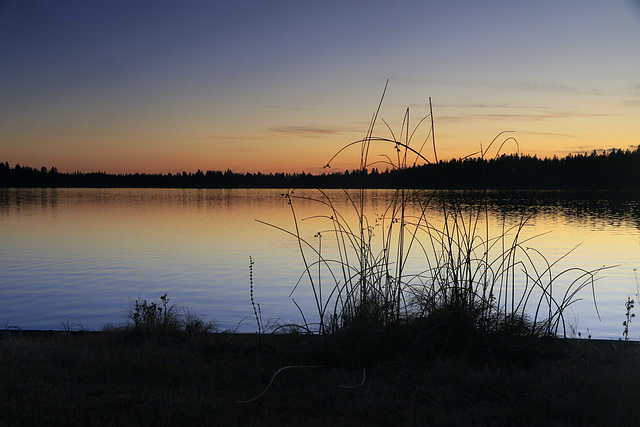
[1,1,639,173]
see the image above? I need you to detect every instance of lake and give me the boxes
[1,187,638,339]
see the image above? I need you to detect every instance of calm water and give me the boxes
[1,188,639,339]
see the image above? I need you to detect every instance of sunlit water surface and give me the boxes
[1,188,638,339]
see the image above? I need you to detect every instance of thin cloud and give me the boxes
[437,111,607,123]
[258,104,315,111]
[437,102,550,110]
[488,81,603,95]
[179,134,264,143]
[270,125,339,136]
[519,130,578,139]
[445,79,604,96]
[498,82,578,92]
[534,111,606,120]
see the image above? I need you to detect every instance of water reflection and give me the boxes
[0,188,638,339]
[446,190,640,230]
[2,188,638,227]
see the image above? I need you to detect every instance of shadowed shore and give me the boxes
[2,329,639,426]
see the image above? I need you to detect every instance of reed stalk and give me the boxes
[262,84,605,341]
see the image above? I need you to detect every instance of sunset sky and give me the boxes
[1,1,639,174]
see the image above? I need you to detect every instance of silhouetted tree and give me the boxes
[2,146,639,189]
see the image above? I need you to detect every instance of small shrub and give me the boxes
[128,293,180,335]
[123,294,216,341]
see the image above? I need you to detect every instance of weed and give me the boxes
[123,293,216,340]
[3,320,19,331]
[623,296,635,341]
[261,82,607,347]
[60,318,86,333]
[183,308,218,338]
[128,293,179,334]
[249,256,264,337]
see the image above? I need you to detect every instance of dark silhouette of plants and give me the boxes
[249,256,264,342]
[260,82,607,342]
[126,293,216,338]
[623,296,635,341]
[129,293,180,335]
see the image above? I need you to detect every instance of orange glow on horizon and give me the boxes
[3,101,638,175]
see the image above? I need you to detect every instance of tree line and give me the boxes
[1,147,639,189]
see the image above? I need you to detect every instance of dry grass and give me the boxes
[261,85,607,342]
[1,330,639,426]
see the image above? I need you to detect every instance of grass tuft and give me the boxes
[261,84,609,358]
[108,293,218,343]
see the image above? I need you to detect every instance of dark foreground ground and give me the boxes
[1,329,639,426]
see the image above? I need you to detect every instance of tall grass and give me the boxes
[261,83,607,340]
[121,293,218,340]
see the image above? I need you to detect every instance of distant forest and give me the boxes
[2,148,639,189]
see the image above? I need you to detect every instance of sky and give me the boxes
[1,1,639,174]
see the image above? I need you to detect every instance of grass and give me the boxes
[1,329,640,425]
[260,83,608,355]
[102,293,218,345]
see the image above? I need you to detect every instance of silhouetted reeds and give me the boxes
[261,84,608,352]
